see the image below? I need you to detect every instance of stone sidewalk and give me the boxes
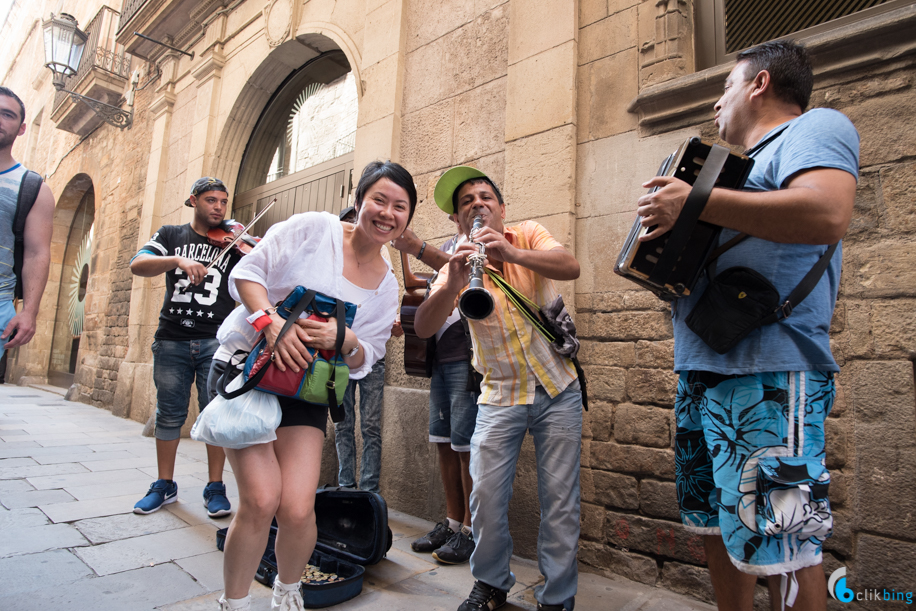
[0,384,716,611]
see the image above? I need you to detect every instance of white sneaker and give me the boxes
[271,581,304,611]
[218,594,250,611]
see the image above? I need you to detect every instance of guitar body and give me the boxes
[400,251,434,378]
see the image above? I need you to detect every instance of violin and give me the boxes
[203,197,277,269]
[207,219,261,256]
[177,197,278,295]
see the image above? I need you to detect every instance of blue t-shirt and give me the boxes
[673,108,860,374]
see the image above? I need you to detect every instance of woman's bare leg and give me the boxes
[272,425,325,585]
[222,443,282,600]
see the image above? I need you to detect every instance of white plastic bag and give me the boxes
[191,375,281,450]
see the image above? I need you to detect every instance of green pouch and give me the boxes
[299,357,350,406]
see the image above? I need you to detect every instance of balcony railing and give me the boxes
[117,0,148,35]
[54,6,132,110]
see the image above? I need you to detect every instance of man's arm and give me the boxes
[414,245,475,339]
[130,253,209,285]
[390,227,451,271]
[637,167,856,245]
[473,226,580,281]
[3,184,54,348]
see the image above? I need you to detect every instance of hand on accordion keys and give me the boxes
[635,176,694,242]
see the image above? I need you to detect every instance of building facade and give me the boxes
[2,0,914,605]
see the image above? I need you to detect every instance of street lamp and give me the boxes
[42,12,137,130]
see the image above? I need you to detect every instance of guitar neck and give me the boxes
[400,250,433,290]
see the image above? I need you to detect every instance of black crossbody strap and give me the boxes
[760,243,838,326]
[705,232,749,279]
[217,290,317,399]
[702,126,792,280]
[648,144,731,287]
[327,299,347,423]
[14,170,43,300]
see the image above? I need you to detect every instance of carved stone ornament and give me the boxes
[264,0,293,47]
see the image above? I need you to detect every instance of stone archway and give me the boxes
[211,30,362,194]
[47,174,96,389]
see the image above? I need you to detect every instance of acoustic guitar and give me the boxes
[399,250,434,377]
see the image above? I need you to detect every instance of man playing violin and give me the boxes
[129,176,243,517]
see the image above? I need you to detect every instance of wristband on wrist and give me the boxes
[246,307,277,332]
[417,241,427,260]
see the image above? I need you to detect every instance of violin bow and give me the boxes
[178,197,278,295]
[206,197,277,269]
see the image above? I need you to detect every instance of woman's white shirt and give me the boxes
[215,211,398,380]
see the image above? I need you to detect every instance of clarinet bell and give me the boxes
[459,286,494,320]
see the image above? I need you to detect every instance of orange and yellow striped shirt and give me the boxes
[430,220,578,406]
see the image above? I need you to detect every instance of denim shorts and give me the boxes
[152,338,220,441]
[429,360,479,452]
[0,300,17,358]
[674,370,834,575]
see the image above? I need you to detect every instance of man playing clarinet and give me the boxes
[415,167,582,611]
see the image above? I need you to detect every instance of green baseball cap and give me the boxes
[433,166,489,214]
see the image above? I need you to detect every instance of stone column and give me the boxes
[638,0,694,88]
[187,15,228,183]
[353,0,408,169]
[504,0,579,296]
[112,55,178,422]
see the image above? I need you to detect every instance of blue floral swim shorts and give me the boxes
[674,370,834,575]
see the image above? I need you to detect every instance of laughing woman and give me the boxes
[212,161,416,611]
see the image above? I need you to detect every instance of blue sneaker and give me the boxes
[203,481,231,518]
[133,479,178,514]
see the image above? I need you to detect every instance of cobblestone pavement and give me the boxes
[0,384,716,611]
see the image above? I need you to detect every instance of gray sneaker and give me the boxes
[432,529,475,564]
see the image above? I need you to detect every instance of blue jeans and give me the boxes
[0,300,16,358]
[469,380,582,608]
[334,359,385,493]
[429,360,479,451]
[152,338,220,441]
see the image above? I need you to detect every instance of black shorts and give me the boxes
[207,359,328,435]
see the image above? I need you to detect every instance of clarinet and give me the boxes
[458,215,495,320]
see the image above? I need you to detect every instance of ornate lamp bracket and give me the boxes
[61,88,135,129]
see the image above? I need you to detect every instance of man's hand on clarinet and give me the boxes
[444,242,478,294]
[636,176,693,241]
[469,225,514,263]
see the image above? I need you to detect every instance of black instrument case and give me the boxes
[217,486,392,607]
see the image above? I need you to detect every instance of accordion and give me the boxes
[614,138,754,300]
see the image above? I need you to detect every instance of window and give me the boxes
[695,0,910,68]
[235,51,356,193]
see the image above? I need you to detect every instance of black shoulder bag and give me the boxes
[13,170,43,300]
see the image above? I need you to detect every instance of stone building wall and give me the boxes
[380,0,515,537]
[1,0,914,607]
[1,0,155,413]
[572,0,916,608]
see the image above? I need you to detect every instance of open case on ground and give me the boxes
[216,486,393,607]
